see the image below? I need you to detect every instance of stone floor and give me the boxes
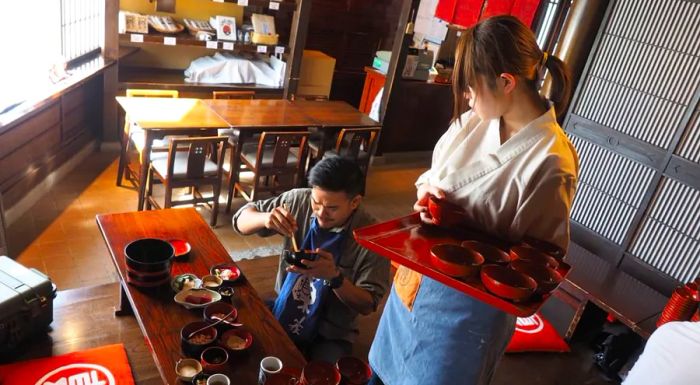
[6,148,613,384]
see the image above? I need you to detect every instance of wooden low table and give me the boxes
[96,208,306,384]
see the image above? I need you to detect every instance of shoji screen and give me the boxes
[562,0,700,294]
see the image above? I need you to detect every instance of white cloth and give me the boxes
[623,321,700,385]
[416,106,579,251]
[184,52,286,87]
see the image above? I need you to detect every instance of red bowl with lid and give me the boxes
[430,244,484,278]
[509,259,562,294]
[301,361,341,385]
[480,264,537,302]
[461,240,510,265]
[510,246,559,269]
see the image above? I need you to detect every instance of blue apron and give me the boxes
[272,218,346,345]
[369,276,516,385]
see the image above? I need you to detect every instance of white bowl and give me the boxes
[175,358,202,381]
[174,288,221,309]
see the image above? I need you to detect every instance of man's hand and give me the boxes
[265,206,298,237]
[286,248,338,281]
[414,183,445,224]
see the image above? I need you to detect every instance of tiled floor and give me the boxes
[8,148,426,291]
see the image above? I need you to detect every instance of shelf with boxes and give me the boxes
[116,0,309,97]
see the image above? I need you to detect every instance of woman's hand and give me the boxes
[414,184,445,224]
[265,206,298,237]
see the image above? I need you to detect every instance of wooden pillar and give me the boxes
[283,0,311,99]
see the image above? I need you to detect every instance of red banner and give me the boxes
[511,0,542,27]
[481,0,515,20]
[435,0,485,28]
[0,344,135,385]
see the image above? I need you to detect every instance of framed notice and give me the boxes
[215,15,237,41]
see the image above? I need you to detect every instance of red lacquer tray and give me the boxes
[353,213,571,317]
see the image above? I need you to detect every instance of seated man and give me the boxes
[233,157,390,362]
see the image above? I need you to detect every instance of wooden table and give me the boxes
[291,100,381,156]
[96,208,306,385]
[116,97,230,211]
[203,99,319,202]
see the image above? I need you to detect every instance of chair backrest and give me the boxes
[126,89,179,98]
[335,127,380,161]
[256,131,309,172]
[167,136,227,180]
[212,91,255,100]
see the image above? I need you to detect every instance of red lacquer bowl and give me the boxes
[336,356,372,385]
[510,246,559,269]
[301,361,341,385]
[480,264,537,302]
[430,244,484,278]
[200,346,228,373]
[220,329,253,353]
[509,259,563,294]
[461,240,511,265]
[427,196,467,227]
[523,236,565,259]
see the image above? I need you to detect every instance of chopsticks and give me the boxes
[282,203,300,253]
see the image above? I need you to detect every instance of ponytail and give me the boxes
[543,54,572,120]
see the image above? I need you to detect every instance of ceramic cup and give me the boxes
[258,356,284,385]
[207,373,231,385]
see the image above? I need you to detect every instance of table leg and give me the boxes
[137,131,153,211]
[114,282,133,316]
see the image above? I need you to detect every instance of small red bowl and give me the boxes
[210,263,242,284]
[336,356,372,385]
[523,237,565,259]
[510,246,559,269]
[200,346,228,373]
[302,361,341,385]
[169,239,192,259]
[509,260,562,294]
[480,264,537,302]
[203,302,238,329]
[220,329,253,353]
[461,241,511,265]
[430,244,484,278]
[427,196,467,227]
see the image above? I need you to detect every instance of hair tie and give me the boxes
[541,51,549,68]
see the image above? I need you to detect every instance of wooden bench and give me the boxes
[541,243,669,340]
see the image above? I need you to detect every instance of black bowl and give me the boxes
[124,238,175,273]
[181,321,218,358]
[283,249,319,269]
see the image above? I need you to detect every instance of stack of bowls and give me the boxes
[657,283,699,327]
[124,238,175,288]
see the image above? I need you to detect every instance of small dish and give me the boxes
[171,273,199,292]
[430,243,484,278]
[461,240,511,265]
[510,246,559,269]
[200,346,229,373]
[203,302,239,330]
[509,260,563,294]
[175,358,202,382]
[220,329,253,352]
[480,265,537,302]
[181,321,218,358]
[210,263,242,284]
[169,238,192,259]
[202,275,223,290]
[217,286,234,302]
[191,372,211,385]
[175,288,221,309]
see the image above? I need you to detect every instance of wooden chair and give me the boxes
[310,127,380,174]
[229,131,309,205]
[116,89,179,187]
[145,136,228,226]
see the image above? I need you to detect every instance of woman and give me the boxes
[367,15,579,385]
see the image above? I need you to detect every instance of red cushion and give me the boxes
[506,312,570,353]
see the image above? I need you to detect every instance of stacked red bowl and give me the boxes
[657,283,699,327]
[124,238,175,288]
